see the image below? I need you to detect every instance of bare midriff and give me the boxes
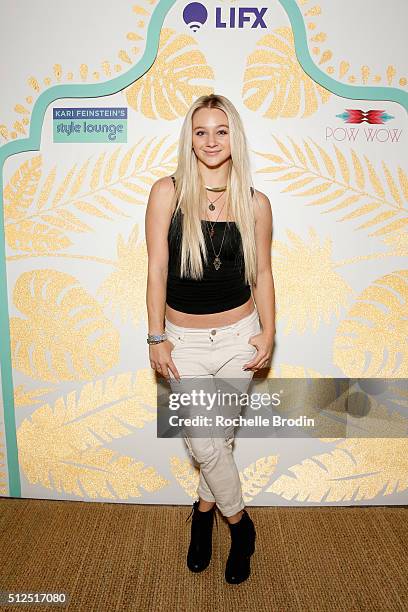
[165,296,255,328]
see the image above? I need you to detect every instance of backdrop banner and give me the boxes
[1,0,407,506]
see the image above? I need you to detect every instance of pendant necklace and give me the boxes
[206,198,227,237]
[206,190,224,211]
[206,201,230,270]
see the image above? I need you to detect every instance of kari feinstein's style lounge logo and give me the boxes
[325,108,402,144]
[53,107,128,143]
[182,2,268,31]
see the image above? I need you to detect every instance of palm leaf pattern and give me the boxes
[255,136,408,237]
[243,27,331,118]
[125,28,214,119]
[4,138,177,255]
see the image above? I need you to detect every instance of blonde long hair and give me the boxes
[171,94,258,287]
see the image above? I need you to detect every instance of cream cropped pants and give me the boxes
[165,308,260,517]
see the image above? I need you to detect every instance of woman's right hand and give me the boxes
[149,340,181,382]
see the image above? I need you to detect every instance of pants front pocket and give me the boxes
[165,329,186,352]
[234,321,260,351]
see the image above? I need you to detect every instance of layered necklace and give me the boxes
[204,184,229,270]
[204,182,227,210]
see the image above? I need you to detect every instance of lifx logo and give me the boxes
[183,2,267,31]
[183,3,208,31]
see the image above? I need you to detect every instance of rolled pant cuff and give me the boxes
[217,500,246,518]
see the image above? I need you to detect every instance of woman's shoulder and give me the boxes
[147,176,177,224]
[252,188,269,203]
[251,189,272,224]
[151,175,176,195]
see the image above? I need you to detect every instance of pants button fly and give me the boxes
[210,329,216,335]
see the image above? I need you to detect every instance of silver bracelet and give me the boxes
[147,332,167,345]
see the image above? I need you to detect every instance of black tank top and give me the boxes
[166,176,253,314]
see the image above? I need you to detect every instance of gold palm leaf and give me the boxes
[18,443,167,499]
[382,233,408,256]
[14,384,55,407]
[21,370,157,450]
[4,138,177,255]
[170,454,278,502]
[272,227,353,334]
[267,438,408,502]
[255,137,408,238]
[10,270,120,382]
[241,456,278,502]
[170,456,199,499]
[125,28,214,119]
[96,224,148,325]
[243,27,330,118]
[133,368,159,409]
[334,270,408,377]
[3,155,41,220]
[16,370,166,498]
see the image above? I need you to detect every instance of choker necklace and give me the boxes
[204,184,227,192]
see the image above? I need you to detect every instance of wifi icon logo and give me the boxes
[183,2,208,31]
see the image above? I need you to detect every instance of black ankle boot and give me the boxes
[225,509,256,584]
[186,500,217,572]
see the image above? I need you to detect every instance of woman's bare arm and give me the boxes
[145,176,180,381]
[145,177,175,335]
[244,190,275,371]
[251,190,275,339]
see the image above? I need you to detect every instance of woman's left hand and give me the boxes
[243,331,275,371]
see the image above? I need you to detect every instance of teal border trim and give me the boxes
[0,0,407,498]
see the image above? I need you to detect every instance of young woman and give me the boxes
[145,94,275,584]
